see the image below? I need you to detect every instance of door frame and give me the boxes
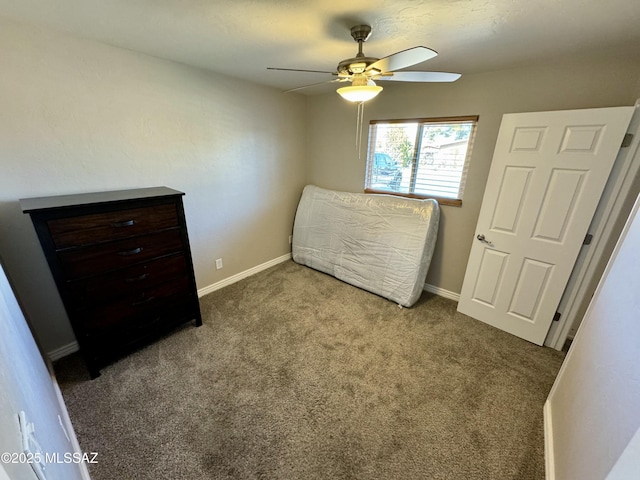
[545,99,640,350]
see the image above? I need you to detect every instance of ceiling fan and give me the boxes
[267,25,461,102]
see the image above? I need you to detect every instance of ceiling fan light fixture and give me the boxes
[268,25,459,97]
[337,84,383,102]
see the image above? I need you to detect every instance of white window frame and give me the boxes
[365,116,479,206]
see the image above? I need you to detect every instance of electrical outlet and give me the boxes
[18,411,46,480]
[215,258,223,270]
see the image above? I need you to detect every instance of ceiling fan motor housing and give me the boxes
[268,23,459,93]
[337,57,379,76]
[337,25,379,77]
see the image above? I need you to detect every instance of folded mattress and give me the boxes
[292,185,440,307]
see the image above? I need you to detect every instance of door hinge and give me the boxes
[553,312,562,322]
[583,233,593,245]
[621,133,634,148]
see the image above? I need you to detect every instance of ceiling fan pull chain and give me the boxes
[356,101,365,158]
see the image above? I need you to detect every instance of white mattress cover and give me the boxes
[292,185,440,307]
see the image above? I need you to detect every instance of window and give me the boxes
[365,116,478,206]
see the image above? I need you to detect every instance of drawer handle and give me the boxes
[132,296,155,307]
[124,273,149,283]
[118,247,143,256]
[112,219,135,228]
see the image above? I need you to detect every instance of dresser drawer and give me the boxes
[66,253,189,308]
[58,229,184,279]
[80,276,191,332]
[48,203,179,249]
[85,298,197,355]
[21,187,202,378]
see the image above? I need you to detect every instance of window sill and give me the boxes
[364,188,462,207]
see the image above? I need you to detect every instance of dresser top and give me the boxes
[20,187,184,213]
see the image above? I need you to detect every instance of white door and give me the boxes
[458,107,634,345]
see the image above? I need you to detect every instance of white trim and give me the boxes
[51,374,92,480]
[45,254,292,360]
[198,253,292,297]
[47,341,79,361]
[47,257,456,360]
[423,283,460,302]
[544,400,556,480]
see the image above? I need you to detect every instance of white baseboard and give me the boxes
[45,254,292,361]
[51,373,92,480]
[48,341,79,361]
[198,253,292,298]
[424,283,460,302]
[544,400,555,480]
[198,257,460,303]
[46,257,455,360]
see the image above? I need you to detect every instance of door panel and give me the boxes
[532,169,587,242]
[458,107,634,345]
[508,258,553,321]
[491,167,533,233]
[473,249,509,306]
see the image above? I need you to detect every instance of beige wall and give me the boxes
[307,52,640,294]
[0,257,86,480]
[2,14,640,355]
[0,17,307,353]
[545,195,640,479]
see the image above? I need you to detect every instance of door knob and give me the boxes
[476,234,493,246]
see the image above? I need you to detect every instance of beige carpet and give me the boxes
[55,260,565,479]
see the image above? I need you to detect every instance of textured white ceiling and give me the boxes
[1,0,639,93]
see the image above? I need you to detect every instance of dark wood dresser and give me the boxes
[21,187,202,378]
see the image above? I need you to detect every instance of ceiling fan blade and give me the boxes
[366,46,438,74]
[267,67,336,75]
[283,78,346,94]
[377,71,461,82]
